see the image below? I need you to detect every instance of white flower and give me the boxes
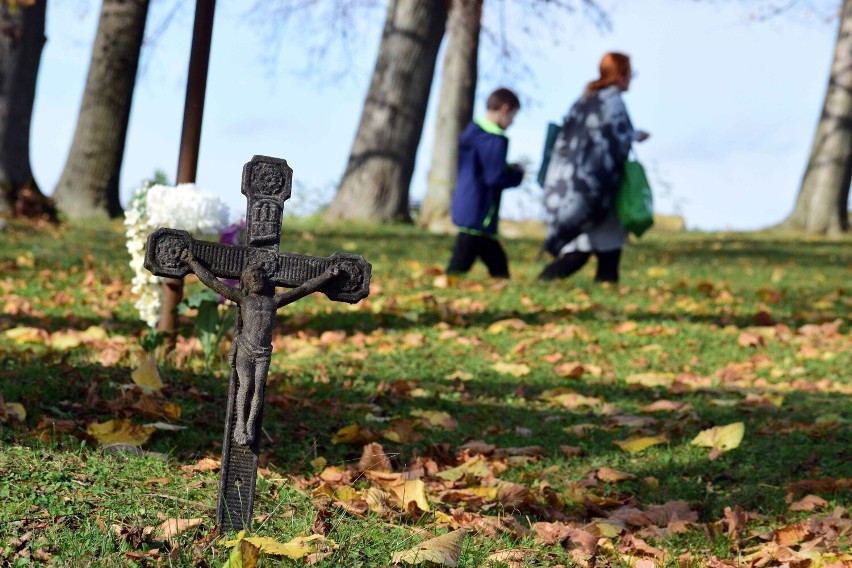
[125,181,230,327]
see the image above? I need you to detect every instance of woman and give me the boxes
[539,52,649,282]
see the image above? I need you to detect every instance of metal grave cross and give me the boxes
[144,155,371,532]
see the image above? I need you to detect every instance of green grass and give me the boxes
[1,218,850,566]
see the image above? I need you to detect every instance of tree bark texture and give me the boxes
[325,0,448,222]
[418,0,482,232]
[780,0,852,234]
[0,0,56,220]
[52,0,150,219]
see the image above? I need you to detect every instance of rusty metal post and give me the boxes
[157,0,217,347]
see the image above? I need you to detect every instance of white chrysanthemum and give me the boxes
[125,182,230,327]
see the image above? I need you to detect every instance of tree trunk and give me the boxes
[325,0,448,222]
[779,0,852,234]
[0,0,56,220]
[418,0,482,233]
[51,0,150,219]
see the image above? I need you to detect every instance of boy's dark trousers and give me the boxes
[538,249,622,282]
[447,232,510,278]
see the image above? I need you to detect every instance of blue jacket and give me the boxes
[450,119,524,236]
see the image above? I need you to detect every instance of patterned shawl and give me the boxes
[542,86,634,256]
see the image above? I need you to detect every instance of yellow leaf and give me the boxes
[310,456,327,469]
[614,435,667,454]
[222,538,260,568]
[335,486,360,502]
[392,529,469,566]
[331,423,362,445]
[436,456,492,481]
[162,402,182,421]
[593,518,624,537]
[4,326,45,344]
[540,388,601,410]
[86,419,154,446]
[444,370,473,382]
[487,318,527,334]
[49,331,81,350]
[492,362,530,377]
[15,252,34,268]
[223,534,332,559]
[156,517,203,541]
[624,373,674,388]
[390,479,430,512]
[410,409,457,430]
[80,326,108,341]
[4,402,26,422]
[691,422,744,453]
[468,486,498,500]
[131,355,163,393]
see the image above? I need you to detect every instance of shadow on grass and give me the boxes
[3,355,849,522]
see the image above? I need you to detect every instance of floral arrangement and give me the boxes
[125,181,231,327]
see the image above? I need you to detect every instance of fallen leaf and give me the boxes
[639,400,693,413]
[492,362,530,377]
[131,355,163,393]
[444,370,473,382]
[614,435,667,454]
[4,326,47,344]
[357,442,392,473]
[180,457,220,474]
[3,402,26,422]
[554,362,585,379]
[624,373,674,388]
[436,456,492,481]
[390,479,430,512]
[391,529,468,566]
[691,422,744,457]
[788,494,828,512]
[486,549,532,567]
[411,409,457,430]
[223,533,332,559]
[487,318,527,333]
[596,467,636,482]
[222,537,260,568]
[156,518,203,541]
[87,419,154,446]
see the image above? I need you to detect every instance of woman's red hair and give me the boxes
[586,52,631,92]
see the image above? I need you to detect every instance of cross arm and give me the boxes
[274,265,340,308]
[182,250,243,303]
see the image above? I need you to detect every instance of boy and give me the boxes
[447,88,525,278]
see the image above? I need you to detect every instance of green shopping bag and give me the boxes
[537,122,561,188]
[615,156,654,237]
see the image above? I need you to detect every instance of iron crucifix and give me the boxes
[144,155,371,532]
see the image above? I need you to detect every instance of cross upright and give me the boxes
[144,155,371,532]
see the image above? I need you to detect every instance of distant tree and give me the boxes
[0,0,56,220]
[325,0,448,222]
[51,0,150,219]
[779,0,851,234]
[417,0,482,232]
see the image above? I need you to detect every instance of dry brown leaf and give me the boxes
[357,442,392,473]
[596,467,636,482]
[156,518,203,541]
[391,529,469,566]
[789,494,828,512]
[554,362,584,378]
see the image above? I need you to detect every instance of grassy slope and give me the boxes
[0,218,850,566]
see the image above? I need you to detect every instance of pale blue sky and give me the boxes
[33,1,838,230]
